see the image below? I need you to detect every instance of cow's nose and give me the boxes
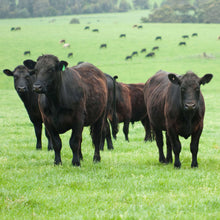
[33,83,42,93]
[17,86,26,93]
[184,103,196,111]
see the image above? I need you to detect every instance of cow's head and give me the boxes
[168,71,213,112]
[23,55,68,94]
[3,65,34,94]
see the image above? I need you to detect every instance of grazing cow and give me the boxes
[182,35,189,39]
[63,43,70,48]
[133,24,138,28]
[15,27,21,31]
[192,33,198,37]
[59,39,65,44]
[112,82,152,142]
[68,52,73,58]
[100,74,118,150]
[155,36,162,40]
[92,29,99,32]
[141,48,146,53]
[23,55,108,166]
[146,52,155,57]
[179,42,186,46]
[24,51,31,55]
[3,65,53,151]
[120,34,126,38]
[131,51,138,56]
[100,44,107,48]
[144,70,213,168]
[125,55,132,60]
[138,25,143,29]
[84,26,90,30]
[152,46,159,51]
[11,27,15,31]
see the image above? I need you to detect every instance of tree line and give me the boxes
[142,0,220,23]
[0,0,150,18]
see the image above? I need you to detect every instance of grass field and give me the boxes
[0,11,220,219]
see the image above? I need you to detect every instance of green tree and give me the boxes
[119,0,131,12]
[133,0,149,9]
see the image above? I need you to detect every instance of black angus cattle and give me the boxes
[155,36,162,40]
[68,52,73,58]
[152,46,159,51]
[144,70,213,168]
[146,52,155,57]
[3,65,53,150]
[24,51,31,55]
[92,29,99,32]
[125,55,132,60]
[100,74,118,150]
[131,51,138,56]
[100,44,107,48]
[192,33,198,37]
[120,34,126,38]
[182,35,189,39]
[179,41,186,46]
[24,55,108,166]
[138,25,143,29]
[112,82,152,142]
[11,27,15,31]
[59,39,65,44]
[141,48,146,53]
[84,26,90,30]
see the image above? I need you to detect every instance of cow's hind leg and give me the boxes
[155,129,166,163]
[33,122,42,150]
[45,128,53,151]
[141,117,153,142]
[50,132,62,165]
[123,120,130,142]
[105,121,114,150]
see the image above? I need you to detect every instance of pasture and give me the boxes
[0,11,220,219]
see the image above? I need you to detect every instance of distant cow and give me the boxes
[100,44,107,48]
[24,51,31,55]
[131,51,138,56]
[15,27,21,31]
[179,41,186,46]
[141,48,146,53]
[182,35,189,39]
[59,39,65,44]
[155,36,162,40]
[24,55,108,166]
[68,52,73,58]
[146,52,155,57]
[11,27,15,31]
[144,70,213,168]
[63,43,70,48]
[152,46,159,51]
[120,34,126,38]
[138,25,143,29]
[125,55,132,60]
[112,82,152,142]
[84,26,90,30]
[192,33,198,37]
[92,29,99,32]
[133,25,138,28]
[3,65,53,151]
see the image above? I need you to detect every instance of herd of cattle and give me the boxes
[3,54,213,168]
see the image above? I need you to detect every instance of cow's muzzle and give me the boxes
[17,86,27,93]
[184,103,196,111]
[33,83,43,93]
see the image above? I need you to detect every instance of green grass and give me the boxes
[0,11,220,219]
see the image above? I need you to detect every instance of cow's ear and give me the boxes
[58,61,68,71]
[23,59,36,70]
[3,69,13,76]
[168,73,181,85]
[199,74,213,85]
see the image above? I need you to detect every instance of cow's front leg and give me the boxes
[190,129,202,168]
[51,133,62,165]
[33,122,42,150]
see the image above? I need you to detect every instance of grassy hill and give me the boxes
[0,11,220,219]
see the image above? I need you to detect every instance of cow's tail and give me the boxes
[111,75,118,139]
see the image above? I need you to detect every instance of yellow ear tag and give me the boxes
[62,65,66,71]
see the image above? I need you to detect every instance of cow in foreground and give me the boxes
[144,70,213,168]
[113,82,152,142]
[3,65,53,150]
[24,55,108,166]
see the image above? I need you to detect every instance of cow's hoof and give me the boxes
[93,155,101,163]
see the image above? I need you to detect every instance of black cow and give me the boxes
[68,52,73,58]
[144,70,213,168]
[141,48,146,53]
[100,44,107,48]
[92,29,99,32]
[152,46,159,51]
[120,34,126,38]
[24,55,108,166]
[131,51,138,56]
[155,36,162,40]
[24,51,31,55]
[179,42,186,46]
[182,35,189,39]
[192,33,198,37]
[112,82,152,142]
[138,25,143,29]
[3,65,53,150]
[84,26,90,30]
[146,52,155,57]
[125,55,132,60]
